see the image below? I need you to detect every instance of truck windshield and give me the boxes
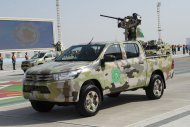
[31,53,46,59]
[55,44,105,61]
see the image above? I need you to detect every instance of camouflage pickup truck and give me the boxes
[21,51,56,72]
[23,41,174,116]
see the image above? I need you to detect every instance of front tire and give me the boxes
[30,100,54,112]
[76,81,102,117]
[145,74,164,100]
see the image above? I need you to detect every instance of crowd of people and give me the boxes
[0,52,29,70]
[171,45,190,55]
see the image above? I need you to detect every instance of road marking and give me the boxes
[0,81,9,83]
[145,111,190,127]
[0,90,22,98]
[0,96,21,101]
[0,97,26,107]
[0,80,23,106]
[0,81,22,86]
[0,85,11,90]
[126,104,190,127]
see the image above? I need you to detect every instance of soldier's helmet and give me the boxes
[132,13,138,19]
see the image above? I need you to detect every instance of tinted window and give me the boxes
[124,43,140,58]
[31,53,46,59]
[55,44,105,61]
[105,44,122,60]
[52,53,56,57]
[46,54,52,58]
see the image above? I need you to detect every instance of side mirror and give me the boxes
[100,55,116,67]
[100,59,105,67]
[44,56,48,60]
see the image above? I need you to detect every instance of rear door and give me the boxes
[123,43,147,88]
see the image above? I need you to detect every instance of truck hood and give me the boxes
[26,61,91,75]
[22,59,39,64]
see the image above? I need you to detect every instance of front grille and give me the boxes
[23,85,50,93]
[25,74,53,81]
[23,61,29,64]
[21,65,30,67]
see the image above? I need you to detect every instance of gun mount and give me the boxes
[100,13,141,41]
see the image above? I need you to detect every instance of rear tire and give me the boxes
[30,100,54,112]
[76,81,102,117]
[145,74,164,100]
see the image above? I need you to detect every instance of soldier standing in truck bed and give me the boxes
[128,13,141,40]
[12,52,16,70]
[118,13,141,41]
[0,53,3,70]
[100,13,141,41]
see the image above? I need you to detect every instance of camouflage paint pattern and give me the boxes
[144,43,171,56]
[23,41,174,103]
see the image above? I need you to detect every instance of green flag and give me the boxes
[136,27,144,38]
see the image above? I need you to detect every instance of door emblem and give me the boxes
[112,68,121,83]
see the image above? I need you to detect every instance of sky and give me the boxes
[0,0,189,48]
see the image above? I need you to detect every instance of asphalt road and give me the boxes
[0,56,190,127]
[174,56,190,75]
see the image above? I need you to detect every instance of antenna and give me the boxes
[157,0,162,44]
[56,0,63,48]
[88,37,94,44]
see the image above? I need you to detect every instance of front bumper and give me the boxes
[23,80,79,103]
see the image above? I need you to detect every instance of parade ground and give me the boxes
[0,0,190,127]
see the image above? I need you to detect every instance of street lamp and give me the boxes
[55,0,62,51]
[157,0,162,44]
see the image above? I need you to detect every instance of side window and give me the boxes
[105,44,122,60]
[46,54,52,58]
[124,43,140,59]
[52,53,56,57]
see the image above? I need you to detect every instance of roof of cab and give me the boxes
[73,41,138,46]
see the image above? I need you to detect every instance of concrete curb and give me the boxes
[173,54,189,58]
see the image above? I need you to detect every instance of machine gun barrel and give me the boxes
[100,14,124,21]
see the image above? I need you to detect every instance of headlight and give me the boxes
[53,70,81,80]
[30,61,37,66]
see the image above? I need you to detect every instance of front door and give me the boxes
[103,44,129,94]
